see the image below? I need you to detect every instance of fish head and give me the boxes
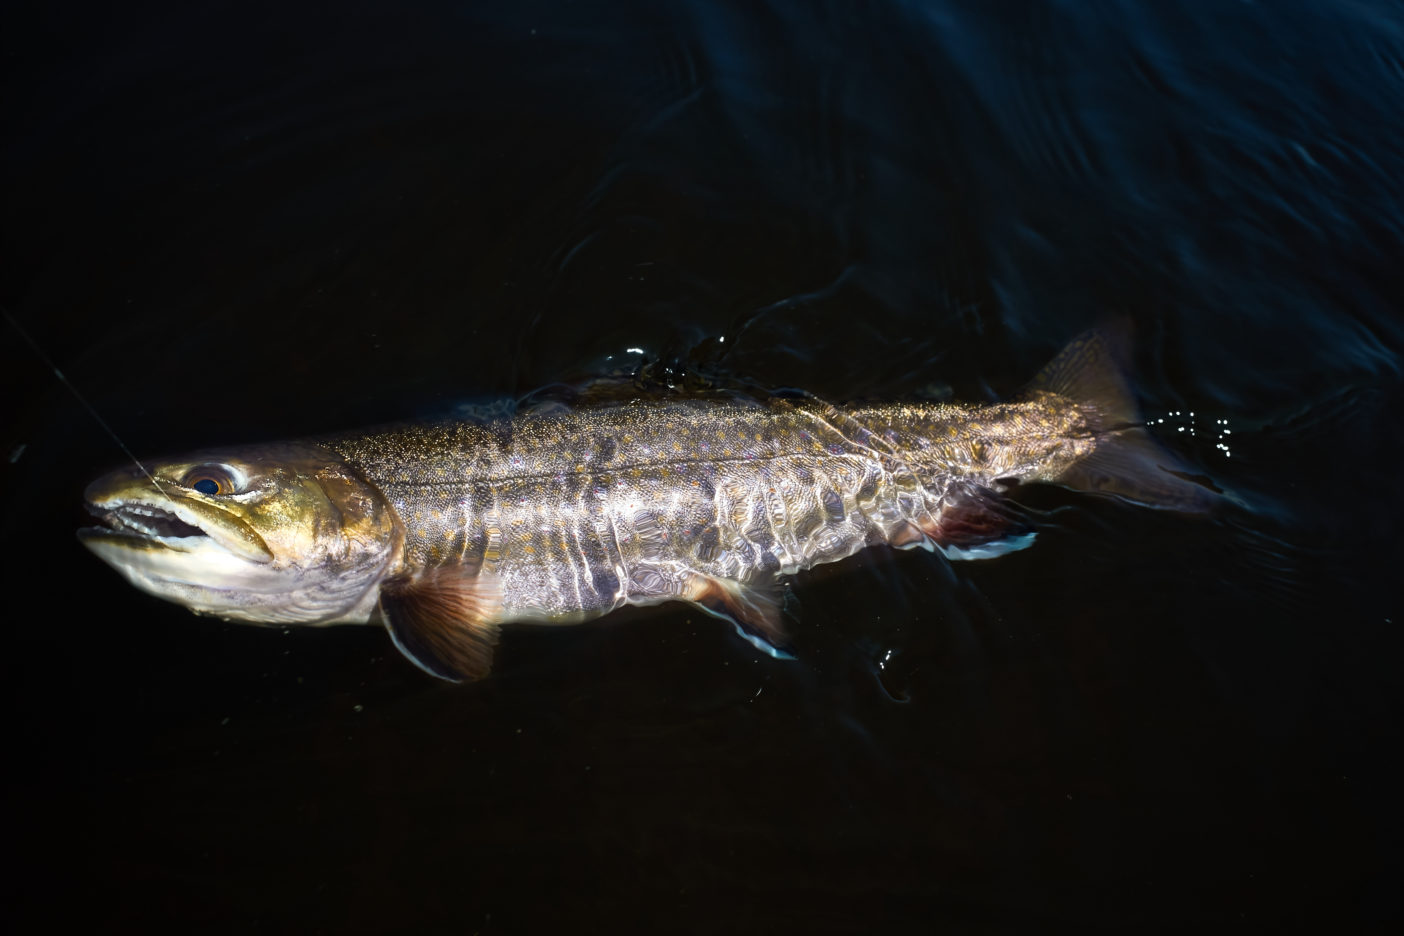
[78,442,403,625]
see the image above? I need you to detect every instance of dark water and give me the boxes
[4,0,1401,930]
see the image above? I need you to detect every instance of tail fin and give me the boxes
[1024,329,1219,512]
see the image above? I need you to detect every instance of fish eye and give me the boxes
[183,465,239,496]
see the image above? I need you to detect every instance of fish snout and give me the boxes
[84,465,159,506]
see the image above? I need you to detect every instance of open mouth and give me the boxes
[85,502,208,541]
[79,475,273,562]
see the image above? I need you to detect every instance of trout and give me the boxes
[79,332,1210,681]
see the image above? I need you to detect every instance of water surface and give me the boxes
[3,0,1400,930]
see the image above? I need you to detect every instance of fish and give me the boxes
[78,331,1213,681]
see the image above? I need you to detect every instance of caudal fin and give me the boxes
[1024,329,1219,512]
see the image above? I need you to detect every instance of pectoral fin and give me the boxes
[379,567,504,682]
[686,574,794,660]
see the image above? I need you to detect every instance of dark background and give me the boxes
[3,1,1401,931]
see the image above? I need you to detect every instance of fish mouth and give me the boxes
[78,481,273,562]
[84,502,209,542]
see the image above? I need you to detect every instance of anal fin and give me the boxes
[922,487,1033,562]
[888,520,934,551]
[379,566,504,682]
[686,574,794,660]
[939,531,1037,561]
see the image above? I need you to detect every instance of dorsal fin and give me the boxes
[379,566,504,682]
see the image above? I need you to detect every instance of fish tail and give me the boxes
[1025,328,1219,512]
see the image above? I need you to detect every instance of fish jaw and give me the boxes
[81,472,274,562]
[77,494,300,620]
[80,527,289,610]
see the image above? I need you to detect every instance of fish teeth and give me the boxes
[107,502,180,537]
[113,510,156,536]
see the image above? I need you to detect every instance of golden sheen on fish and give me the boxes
[78,332,1212,681]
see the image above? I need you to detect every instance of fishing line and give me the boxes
[3,307,168,495]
